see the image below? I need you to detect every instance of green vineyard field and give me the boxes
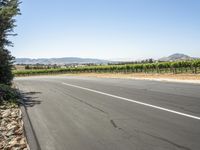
[14,60,200,76]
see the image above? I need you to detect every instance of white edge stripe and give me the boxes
[62,82,200,120]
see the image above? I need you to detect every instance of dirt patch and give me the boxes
[61,73,200,83]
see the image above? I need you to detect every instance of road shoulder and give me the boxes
[60,73,200,84]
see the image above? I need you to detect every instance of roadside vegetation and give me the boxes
[0,0,21,104]
[0,84,20,105]
[14,59,200,76]
[0,1,28,149]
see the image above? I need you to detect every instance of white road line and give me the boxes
[62,82,200,120]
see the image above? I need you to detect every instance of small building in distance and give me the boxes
[14,65,26,70]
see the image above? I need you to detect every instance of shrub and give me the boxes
[0,84,20,104]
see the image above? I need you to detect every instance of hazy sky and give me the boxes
[10,0,200,60]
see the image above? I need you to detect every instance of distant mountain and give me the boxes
[15,53,199,65]
[159,53,197,62]
[15,57,109,65]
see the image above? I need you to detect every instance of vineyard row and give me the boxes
[13,60,200,76]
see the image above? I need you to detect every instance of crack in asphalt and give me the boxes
[61,90,136,140]
[62,91,135,140]
[109,119,133,140]
[141,131,191,150]
[110,119,118,128]
[109,119,191,150]
[63,92,108,114]
[61,89,132,139]
[52,86,110,115]
[62,90,135,141]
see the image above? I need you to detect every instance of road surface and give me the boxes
[15,76,200,150]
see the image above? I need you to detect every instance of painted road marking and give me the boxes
[62,82,200,120]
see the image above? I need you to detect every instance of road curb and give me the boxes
[20,96,41,150]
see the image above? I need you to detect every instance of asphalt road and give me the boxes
[15,76,200,150]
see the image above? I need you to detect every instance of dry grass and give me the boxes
[62,73,200,81]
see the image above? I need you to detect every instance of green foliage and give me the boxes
[0,0,20,85]
[0,49,15,84]
[192,60,200,67]
[0,84,20,104]
[13,59,200,76]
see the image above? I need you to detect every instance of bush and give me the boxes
[0,84,20,104]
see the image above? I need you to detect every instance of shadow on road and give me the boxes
[21,91,42,107]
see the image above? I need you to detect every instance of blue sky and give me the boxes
[10,0,200,60]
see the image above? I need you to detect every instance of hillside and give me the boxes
[159,53,197,61]
[15,57,108,65]
[15,53,199,65]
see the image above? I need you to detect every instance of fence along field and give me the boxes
[13,59,200,76]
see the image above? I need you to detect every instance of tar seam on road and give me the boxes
[62,82,200,120]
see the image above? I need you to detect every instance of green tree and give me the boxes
[0,0,20,85]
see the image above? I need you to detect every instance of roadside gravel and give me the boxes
[0,102,29,150]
